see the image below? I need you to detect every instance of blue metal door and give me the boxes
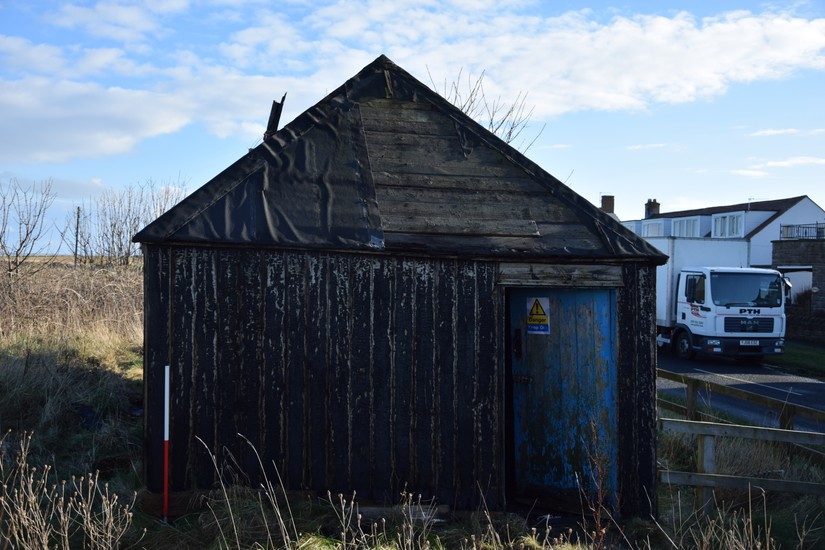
[509,287,618,506]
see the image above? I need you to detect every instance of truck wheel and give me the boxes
[674,331,695,360]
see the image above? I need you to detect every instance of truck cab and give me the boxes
[670,266,789,359]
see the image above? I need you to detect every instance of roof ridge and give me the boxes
[649,195,808,219]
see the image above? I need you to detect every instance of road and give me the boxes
[657,352,825,432]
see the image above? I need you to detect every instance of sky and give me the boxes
[2,0,825,233]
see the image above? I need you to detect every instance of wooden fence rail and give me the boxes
[658,418,825,514]
[657,368,825,430]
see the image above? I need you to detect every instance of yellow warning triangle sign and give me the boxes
[529,299,546,316]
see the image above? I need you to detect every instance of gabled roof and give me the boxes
[647,196,809,239]
[649,196,807,219]
[134,55,665,263]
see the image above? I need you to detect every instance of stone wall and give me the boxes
[773,239,825,343]
[773,239,825,314]
[785,305,825,345]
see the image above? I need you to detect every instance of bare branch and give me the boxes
[0,178,57,282]
[62,177,188,267]
[427,66,544,152]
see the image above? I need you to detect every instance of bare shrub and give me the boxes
[63,178,186,267]
[0,432,141,549]
[0,179,58,320]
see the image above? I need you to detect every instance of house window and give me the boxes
[712,213,743,238]
[672,217,700,237]
[642,221,663,237]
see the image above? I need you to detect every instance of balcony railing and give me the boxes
[780,222,825,240]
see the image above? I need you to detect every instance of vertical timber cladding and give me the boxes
[615,262,658,518]
[144,245,504,508]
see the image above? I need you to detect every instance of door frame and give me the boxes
[503,285,619,510]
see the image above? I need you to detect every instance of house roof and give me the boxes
[134,55,666,263]
[647,196,809,239]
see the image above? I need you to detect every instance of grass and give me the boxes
[2,261,825,548]
[0,263,144,491]
[768,340,825,378]
[655,403,825,549]
[0,337,143,488]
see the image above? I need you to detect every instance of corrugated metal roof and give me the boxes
[134,55,666,262]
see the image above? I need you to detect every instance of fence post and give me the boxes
[778,405,796,460]
[779,405,794,431]
[686,380,698,421]
[695,434,716,515]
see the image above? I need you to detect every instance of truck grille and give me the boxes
[724,317,774,333]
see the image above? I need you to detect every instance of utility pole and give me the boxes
[74,206,80,269]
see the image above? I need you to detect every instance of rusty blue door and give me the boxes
[509,287,617,507]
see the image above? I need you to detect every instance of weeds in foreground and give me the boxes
[189,434,816,550]
[0,432,142,549]
[3,428,824,549]
[646,488,779,549]
[655,424,825,549]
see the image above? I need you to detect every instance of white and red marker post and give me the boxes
[163,364,171,522]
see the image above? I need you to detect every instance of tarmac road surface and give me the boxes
[657,351,825,432]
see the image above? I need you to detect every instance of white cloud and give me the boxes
[294,6,825,117]
[48,3,161,43]
[748,128,799,136]
[729,169,769,177]
[0,35,65,74]
[217,10,303,69]
[0,78,191,163]
[626,143,666,150]
[753,156,825,168]
[4,2,825,163]
[0,35,153,78]
[145,0,191,14]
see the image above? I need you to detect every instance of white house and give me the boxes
[620,195,825,297]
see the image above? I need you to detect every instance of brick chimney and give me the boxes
[600,195,615,214]
[645,199,660,219]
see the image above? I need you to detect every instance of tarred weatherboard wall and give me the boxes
[142,244,658,514]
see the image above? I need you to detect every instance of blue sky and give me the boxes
[2,0,824,228]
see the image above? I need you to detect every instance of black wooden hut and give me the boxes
[134,55,667,516]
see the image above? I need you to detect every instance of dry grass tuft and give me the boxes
[0,261,143,344]
[657,421,825,549]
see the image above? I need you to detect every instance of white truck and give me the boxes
[648,237,790,360]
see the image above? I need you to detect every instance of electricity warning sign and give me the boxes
[526,297,550,334]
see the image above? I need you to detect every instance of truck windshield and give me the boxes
[710,272,782,308]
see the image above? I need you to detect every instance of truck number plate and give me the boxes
[740,339,760,346]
